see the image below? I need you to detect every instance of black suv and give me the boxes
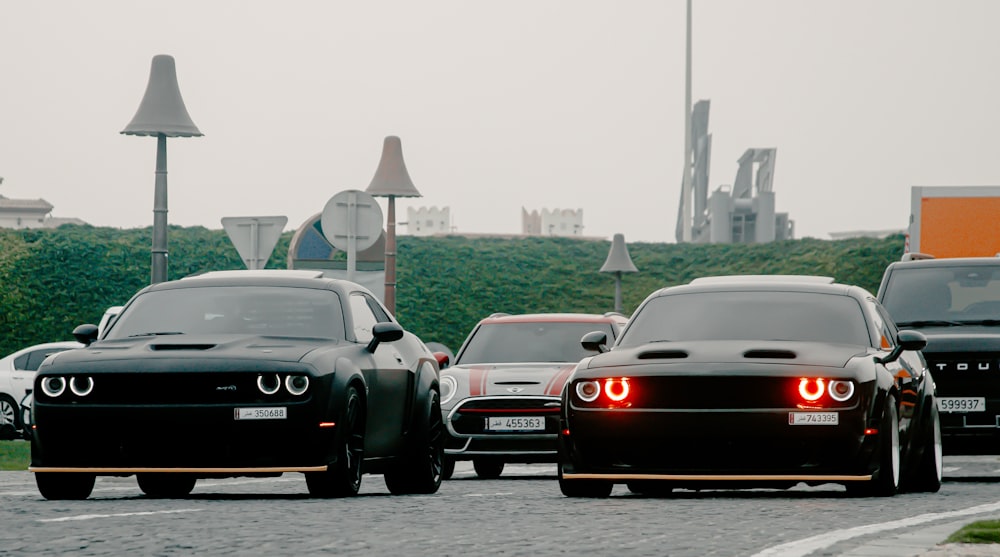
[878,257,1000,454]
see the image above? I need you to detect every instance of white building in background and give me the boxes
[522,207,583,237]
[0,179,87,229]
[405,206,451,236]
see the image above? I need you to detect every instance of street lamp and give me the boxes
[365,136,422,314]
[599,233,639,314]
[121,54,203,284]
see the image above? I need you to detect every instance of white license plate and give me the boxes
[937,397,986,413]
[235,407,287,420]
[486,416,545,432]
[788,412,839,425]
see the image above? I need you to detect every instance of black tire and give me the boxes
[384,390,445,495]
[472,458,504,479]
[35,473,95,500]
[0,394,20,440]
[558,466,612,498]
[848,396,900,497]
[908,400,943,493]
[626,480,674,496]
[441,456,456,481]
[306,385,365,498]
[137,473,197,498]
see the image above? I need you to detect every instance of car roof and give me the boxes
[653,275,861,298]
[886,257,1000,270]
[477,312,628,325]
[141,269,366,293]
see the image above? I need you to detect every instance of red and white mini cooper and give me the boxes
[439,313,628,479]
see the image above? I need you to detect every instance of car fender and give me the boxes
[402,357,440,439]
[331,357,368,416]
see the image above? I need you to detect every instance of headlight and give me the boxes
[69,376,94,397]
[285,375,309,396]
[41,377,66,398]
[798,378,825,402]
[604,378,630,402]
[257,373,281,395]
[575,380,601,402]
[440,375,457,405]
[828,380,855,402]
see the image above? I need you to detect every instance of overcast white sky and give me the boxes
[1,1,998,243]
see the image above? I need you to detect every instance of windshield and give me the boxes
[105,286,347,340]
[618,291,871,348]
[456,321,617,365]
[882,266,1000,325]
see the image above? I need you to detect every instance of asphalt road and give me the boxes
[3,456,1000,556]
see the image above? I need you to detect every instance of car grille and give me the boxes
[450,397,560,435]
[44,372,312,405]
[587,376,854,410]
[925,353,1000,427]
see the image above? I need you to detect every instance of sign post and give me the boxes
[321,190,383,283]
[222,216,288,270]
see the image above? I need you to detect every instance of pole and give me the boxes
[347,191,357,283]
[151,133,169,283]
[385,195,397,314]
[614,271,623,314]
[680,0,693,242]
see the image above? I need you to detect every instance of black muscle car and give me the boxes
[558,275,941,498]
[29,270,444,500]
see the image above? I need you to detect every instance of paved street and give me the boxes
[3,456,1000,556]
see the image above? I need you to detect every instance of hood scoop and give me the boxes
[638,350,689,360]
[150,344,216,351]
[493,380,542,385]
[743,349,797,359]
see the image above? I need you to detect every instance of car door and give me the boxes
[348,292,410,456]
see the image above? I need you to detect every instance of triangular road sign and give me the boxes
[221,216,288,270]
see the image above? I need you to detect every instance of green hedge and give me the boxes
[0,225,904,356]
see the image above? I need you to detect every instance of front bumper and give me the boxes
[31,401,335,472]
[560,406,880,483]
[444,395,561,461]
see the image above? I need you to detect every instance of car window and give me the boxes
[882,266,1000,323]
[21,347,75,371]
[349,293,380,343]
[456,322,618,365]
[618,291,871,348]
[105,286,347,340]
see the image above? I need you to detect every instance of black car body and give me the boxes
[558,275,941,497]
[878,256,1000,454]
[29,270,444,500]
[439,313,628,478]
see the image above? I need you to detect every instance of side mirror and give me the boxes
[366,322,404,353]
[72,324,100,346]
[433,351,450,370]
[876,329,927,364]
[581,330,609,353]
[897,329,927,351]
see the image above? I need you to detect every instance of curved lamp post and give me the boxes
[599,233,639,314]
[365,136,422,314]
[121,54,202,284]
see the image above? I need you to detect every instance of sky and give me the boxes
[1,0,999,244]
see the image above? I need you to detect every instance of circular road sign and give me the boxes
[321,189,384,253]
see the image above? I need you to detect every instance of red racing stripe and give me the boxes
[546,365,575,396]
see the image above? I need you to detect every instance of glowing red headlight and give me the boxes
[604,378,630,402]
[798,378,825,402]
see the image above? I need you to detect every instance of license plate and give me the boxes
[788,412,839,425]
[235,407,287,420]
[937,397,986,413]
[486,416,545,432]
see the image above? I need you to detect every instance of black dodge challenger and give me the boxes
[558,275,942,498]
[29,270,445,500]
